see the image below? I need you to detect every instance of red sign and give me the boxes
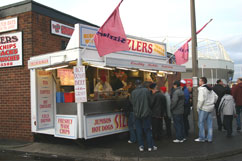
[184,79,193,87]
[51,20,74,38]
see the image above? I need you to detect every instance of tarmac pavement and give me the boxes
[1,115,242,161]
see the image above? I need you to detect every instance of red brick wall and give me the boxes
[0,11,71,141]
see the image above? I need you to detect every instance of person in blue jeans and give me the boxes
[127,112,136,143]
[130,80,157,152]
[124,94,136,144]
[195,77,218,143]
[170,80,185,143]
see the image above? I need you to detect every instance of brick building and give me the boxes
[0,0,96,141]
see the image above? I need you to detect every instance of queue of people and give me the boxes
[125,77,242,152]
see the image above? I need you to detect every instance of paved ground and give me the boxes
[1,114,242,161]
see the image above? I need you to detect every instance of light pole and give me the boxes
[190,0,199,136]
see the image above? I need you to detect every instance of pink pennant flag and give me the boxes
[175,42,189,65]
[94,0,129,57]
[187,19,213,43]
[175,19,213,65]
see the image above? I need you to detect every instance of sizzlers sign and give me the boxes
[0,32,22,68]
[79,25,166,58]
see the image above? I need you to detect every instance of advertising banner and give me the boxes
[37,70,54,130]
[74,66,87,103]
[79,24,167,59]
[55,115,77,139]
[84,112,128,139]
[0,32,22,68]
[51,20,74,38]
[0,17,18,33]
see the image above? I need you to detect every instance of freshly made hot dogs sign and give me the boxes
[0,32,22,68]
[85,112,128,139]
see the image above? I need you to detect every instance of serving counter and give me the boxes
[57,98,127,116]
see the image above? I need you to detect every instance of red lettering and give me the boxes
[92,126,101,133]
[131,40,136,51]
[136,41,142,52]
[127,39,132,50]
[142,42,148,53]
[148,44,153,53]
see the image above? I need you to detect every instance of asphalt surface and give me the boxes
[1,113,242,161]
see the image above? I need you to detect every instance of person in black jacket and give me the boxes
[150,83,167,140]
[130,80,157,152]
[213,79,226,131]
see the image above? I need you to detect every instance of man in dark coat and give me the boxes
[130,80,157,152]
[150,83,167,140]
[213,79,226,131]
[171,80,185,143]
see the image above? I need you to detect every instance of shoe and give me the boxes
[128,140,135,144]
[173,139,184,143]
[148,146,158,152]
[183,138,187,141]
[194,138,205,142]
[139,146,144,152]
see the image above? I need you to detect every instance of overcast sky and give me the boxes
[1,0,242,80]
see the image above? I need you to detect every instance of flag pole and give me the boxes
[77,35,95,66]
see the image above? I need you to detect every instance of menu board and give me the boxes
[37,70,54,130]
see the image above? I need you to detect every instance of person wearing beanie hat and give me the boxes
[180,80,186,87]
[171,80,185,143]
[160,86,172,137]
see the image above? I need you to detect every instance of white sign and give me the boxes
[0,17,18,33]
[55,115,77,139]
[106,57,186,72]
[0,32,23,68]
[84,112,128,139]
[28,57,50,69]
[79,24,167,59]
[51,20,74,38]
[74,66,87,102]
[37,70,54,130]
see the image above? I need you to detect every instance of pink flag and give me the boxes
[175,19,213,65]
[175,42,189,65]
[187,19,213,43]
[94,0,129,57]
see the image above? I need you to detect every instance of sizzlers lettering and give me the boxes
[0,35,19,63]
[96,31,126,43]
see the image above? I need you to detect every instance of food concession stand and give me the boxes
[28,24,186,139]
